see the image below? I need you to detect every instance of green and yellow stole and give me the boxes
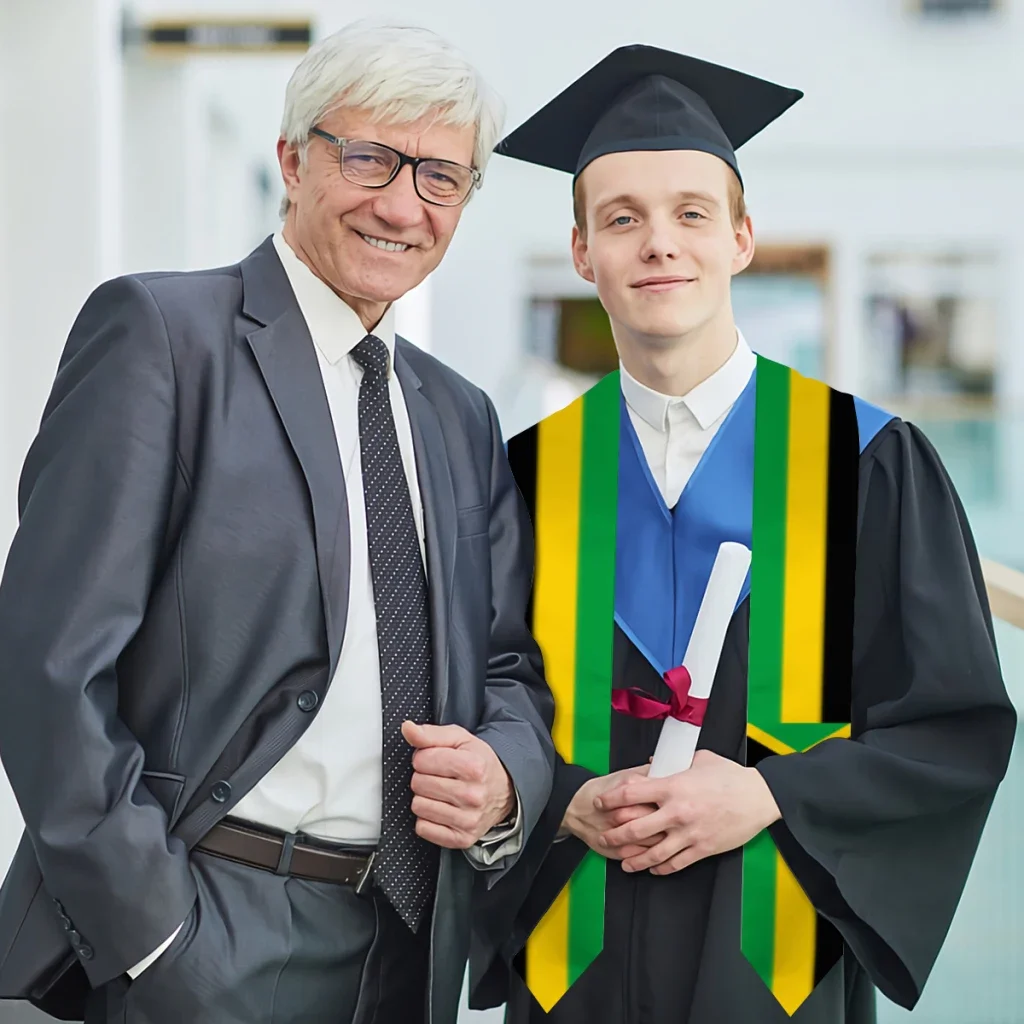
[506,356,867,1016]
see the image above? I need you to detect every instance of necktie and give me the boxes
[351,333,437,931]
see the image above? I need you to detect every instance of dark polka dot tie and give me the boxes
[351,334,437,932]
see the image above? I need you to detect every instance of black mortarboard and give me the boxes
[496,44,803,189]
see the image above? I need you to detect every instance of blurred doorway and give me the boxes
[733,245,831,381]
[864,250,1000,409]
[119,13,312,273]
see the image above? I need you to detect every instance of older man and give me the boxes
[0,20,553,1024]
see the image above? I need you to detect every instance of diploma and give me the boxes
[648,541,752,778]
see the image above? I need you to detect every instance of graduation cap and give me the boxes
[495,44,803,189]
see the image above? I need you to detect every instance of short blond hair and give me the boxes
[573,164,748,239]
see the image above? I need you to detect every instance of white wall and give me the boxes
[0,0,18,882]
[121,54,289,274]
[121,59,198,272]
[0,0,11,554]
[0,0,124,872]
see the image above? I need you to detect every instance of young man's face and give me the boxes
[572,149,754,346]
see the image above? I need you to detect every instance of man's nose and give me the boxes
[639,219,682,263]
[370,165,427,231]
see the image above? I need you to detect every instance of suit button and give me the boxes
[297,690,318,712]
[78,944,94,960]
[211,781,232,803]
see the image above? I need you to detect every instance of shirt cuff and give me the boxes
[464,787,524,868]
[126,920,184,979]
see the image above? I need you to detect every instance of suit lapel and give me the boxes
[240,238,350,675]
[395,345,456,723]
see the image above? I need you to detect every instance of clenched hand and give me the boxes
[402,721,515,850]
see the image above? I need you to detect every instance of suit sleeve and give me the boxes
[755,421,1017,1010]
[0,277,198,988]
[469,396,556,880]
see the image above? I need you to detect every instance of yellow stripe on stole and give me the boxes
[524,399,584,1011]
[746,724,795,756]
[772,848,817,1014]
[773,372,830,1013]
[780,373,831,724]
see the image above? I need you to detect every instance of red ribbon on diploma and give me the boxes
[612,665,708,726]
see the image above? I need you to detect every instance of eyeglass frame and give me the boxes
[308,127,482,207]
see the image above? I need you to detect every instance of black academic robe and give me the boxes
[470,416,1016,1024]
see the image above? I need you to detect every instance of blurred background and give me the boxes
[1,0,1022,1020]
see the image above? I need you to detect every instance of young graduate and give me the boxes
[469,44,1017,1024]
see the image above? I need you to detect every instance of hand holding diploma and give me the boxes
[595,751,781,874]
[595,542,781,874]
[559,766,662,860]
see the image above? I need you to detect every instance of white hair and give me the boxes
[278,19,506,216]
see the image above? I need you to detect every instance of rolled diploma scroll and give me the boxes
[648,541,752,778]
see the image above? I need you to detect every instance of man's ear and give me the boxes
[572,225,596,284]
[278,137,303,204]
[731,214,755,277]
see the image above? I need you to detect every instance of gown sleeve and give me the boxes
[755,419,1018,1010]
[469,754,596,1009]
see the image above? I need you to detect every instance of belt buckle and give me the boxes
[354,851,376,896]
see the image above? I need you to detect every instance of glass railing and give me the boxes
[913,414,1024,573]
[878,414,1023,1024]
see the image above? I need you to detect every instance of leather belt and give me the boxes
[196,820,375,892]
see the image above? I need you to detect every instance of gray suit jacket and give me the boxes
[0,237,555,1022]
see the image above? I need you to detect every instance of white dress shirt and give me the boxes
[129,233,520,978]
[620,331,757,506]
[229,233,423,843]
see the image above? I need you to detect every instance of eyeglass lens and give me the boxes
[340,140,473,205]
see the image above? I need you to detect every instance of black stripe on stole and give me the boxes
[814,917,844,985]
[745,737,774,769]
[821,391,859,723]
[506,427,539,626]
[747,737,845,984]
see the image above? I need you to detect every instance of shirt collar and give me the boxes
[272,231,395,371]
[619,329,756,433]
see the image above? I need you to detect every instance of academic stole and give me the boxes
[506,357,857,1016]
[506,371,619,1014]
[742,357,857,1015]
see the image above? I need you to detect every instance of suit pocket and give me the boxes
[142,771,186,824]
[124,895,199,1000]
[456,504,488,539]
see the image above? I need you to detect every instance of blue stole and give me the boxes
[614,366,895,678]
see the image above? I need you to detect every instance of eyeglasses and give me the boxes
[309,128,481,207]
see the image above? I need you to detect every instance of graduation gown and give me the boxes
[470,369,1016,1024]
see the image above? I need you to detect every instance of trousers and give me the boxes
[82,848,430,1024]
